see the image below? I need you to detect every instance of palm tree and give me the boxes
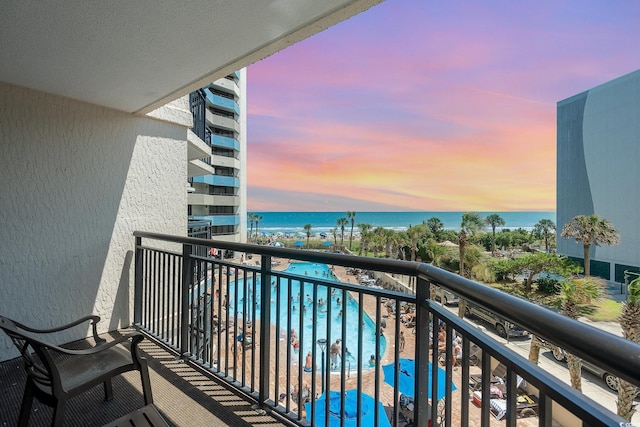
[380,228,398,258]
[558,276,606,391]
[248,213,257,241]
[534,219,556,253]
[371,227,387,257]
[425,217,444,241]
[457,213,484,317]
[424,238,445,266]
[561,214,620,276]
[459,212,484,278]
[255,215,263,241]
[303,224,312,248]
[331,227,338,245]
[357,223,372,256]
[486,214,505,255]
[394,231,409,260]
[346,211,357,251]
[617,277,640,420]
[337,217,348,245]
[406,224,428,261]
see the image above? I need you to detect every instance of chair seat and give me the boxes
[102,404,169,427]
[56,345,134,394]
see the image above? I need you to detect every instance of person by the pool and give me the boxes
[304,352,313,372]
[330,339,341,369]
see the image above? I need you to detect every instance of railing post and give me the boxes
[180,243,193,358]
[134,236,143,326]
[414,275,431,427]
[258,254,272,407]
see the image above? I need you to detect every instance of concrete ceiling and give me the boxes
[0,0,383,114]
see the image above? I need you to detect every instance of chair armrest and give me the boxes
[45,332,144,357]
[15,315,105,345]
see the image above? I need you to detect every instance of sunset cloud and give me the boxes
[247,0,640,212]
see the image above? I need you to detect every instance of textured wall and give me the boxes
[557,70,640,274]
[557,92,592,258]
[238,68,248,243]
[0,83,188,360]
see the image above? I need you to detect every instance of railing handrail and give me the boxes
[416,264,640,388]
[133,230,640,391]
[134,230,421,275]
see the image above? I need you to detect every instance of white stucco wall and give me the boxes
[581,72,640,269]
[0,83,188,361]
[557,70,640,279]
[238,68,248,243]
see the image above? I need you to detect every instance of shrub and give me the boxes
[535,277,560,295]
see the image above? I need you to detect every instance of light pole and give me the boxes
[317,338,327,393]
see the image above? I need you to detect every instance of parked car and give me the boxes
[434,287,459,306]
[548,348,619,392]
[463,302,529,339]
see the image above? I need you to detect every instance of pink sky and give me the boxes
[247,0,640,212]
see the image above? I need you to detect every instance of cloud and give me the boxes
[246,0,639,211]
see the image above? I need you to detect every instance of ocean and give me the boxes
[251,211,556,235]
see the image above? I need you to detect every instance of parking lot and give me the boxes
[446,303,639,424]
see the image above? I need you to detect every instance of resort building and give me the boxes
[0,0,382,363]
[188,72,248,248]
[557,69,640,283]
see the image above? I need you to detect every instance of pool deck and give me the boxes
[234,258,541,427]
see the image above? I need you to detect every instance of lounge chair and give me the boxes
[0,315,153,427]
[469,362,526,393]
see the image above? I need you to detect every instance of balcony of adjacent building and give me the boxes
[212,77,240,99]
[192,174,240,188]
[188,192,241,208]
[3,232,637,427]
[204,87,240,116]
[206,108,239,133]
[211,134,240,151]
[187,129,215,180]
[210,152,240,170]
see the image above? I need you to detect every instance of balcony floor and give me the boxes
[0,332,287,427]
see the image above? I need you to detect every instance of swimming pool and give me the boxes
[227,262,386,370]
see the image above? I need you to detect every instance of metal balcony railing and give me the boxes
[133,231,640,427]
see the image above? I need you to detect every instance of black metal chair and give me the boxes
[0,315,154,426]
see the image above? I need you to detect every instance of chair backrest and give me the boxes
[0,316,56,391]
[492,362,507,379]
[492,362,526,389]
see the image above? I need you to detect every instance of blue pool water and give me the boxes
[227,262,386,370]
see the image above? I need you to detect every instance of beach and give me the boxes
[251,211,556,236]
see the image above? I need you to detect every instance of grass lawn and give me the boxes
[486,280,622,322]
[586,299,622,322]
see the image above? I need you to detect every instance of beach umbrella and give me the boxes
[382,358,455,401]
[322,241,333,247]
[272,241,284,247]
[293,240,306,247]
[305,390,391,427]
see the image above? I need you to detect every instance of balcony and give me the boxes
[210,153,241,170]
[192,175,240,188]
[206,109,239,133]
[2,232,638,426]
[213,78,240,98]
[130,232,639,426]
[204,90,240,116]
[188,193,240,207]
[211,134,240,151]
[190,214,239,227]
